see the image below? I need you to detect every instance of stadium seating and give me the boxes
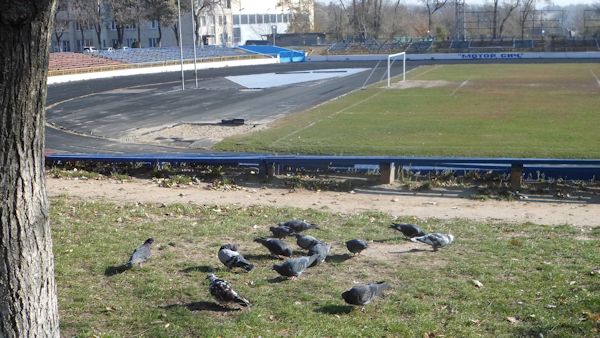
[96,46,244,64]
[48,52,125,72]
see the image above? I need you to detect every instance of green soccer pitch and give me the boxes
[215,63,600,158]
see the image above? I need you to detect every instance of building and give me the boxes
[51,0,314,52]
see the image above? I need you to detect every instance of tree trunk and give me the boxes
[95,23,102,48]
[158,20,162,47]
[0,1,60,337]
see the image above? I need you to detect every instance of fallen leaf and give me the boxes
[471,279,484,288]
[546,304,557,309]
[506,316,521,324]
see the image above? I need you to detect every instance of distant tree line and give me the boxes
[314,0,600,42]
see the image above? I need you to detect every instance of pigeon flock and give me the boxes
[123,220,453,310]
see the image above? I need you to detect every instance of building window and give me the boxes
[226,0,231,8]
[110,21,117,30]
[277,14,283,23]
[233,27,241,44]
[125,38,136,47]
[257,14,263,24]
[148,37,159,47]
[112,39,118,47]
[218,15,223,25]
[233,15,239,25]
[61,40,70,52]
[270,14,276,23]
[264,14,270,23]
[283,14,289,23]
[249,14,256,24]
[149,20,158,29]
[223,16,227,25]
[125,23,136,30]
[241,14,248,24]
[200,16,206,26]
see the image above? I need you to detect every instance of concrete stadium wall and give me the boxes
[307,51,600,62]
[47,57,279,84]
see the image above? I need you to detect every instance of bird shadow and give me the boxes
[267,276,288,284]
[244,254,276,261]
[160,301,238,313]
[104,264,130,277]
[315,304,354,315]
[389,248,431,255]
[326,254,352,263]
[373,237,411,243]
[179,265,214,274]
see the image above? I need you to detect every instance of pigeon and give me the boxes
[346,239,368,255]
[269,225,296,238]
[272,254,320,279]
[254,237,292,257]
[218,244,254,272]
[294,233,320,250]
[307,242,331,267]
[342,282,389,310]
[127,238,154,267]
[279,219,319,232]
[207,273,250,308]
[390,223,427,238]
[411,233,454,251]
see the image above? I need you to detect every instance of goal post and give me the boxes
[387,52,406,88]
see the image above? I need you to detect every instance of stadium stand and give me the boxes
[96,46,243,64]
[239,45,305,62]
[49,52,125,72]
[405,40,433,53]
[513,39,534,49]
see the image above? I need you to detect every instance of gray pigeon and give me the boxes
[346,239,368,255]
[411,233,454,251]
[127,238,154,267]
[272,254,320,279]
[254,237,292,257]
[270,225,296,238]
[294,234,320,250]
[279,220,319,232]
[308,242,331,267]
[207,273,250,308]
[390,223,427,238]
[342,282,389,310]
[218,244,254,272]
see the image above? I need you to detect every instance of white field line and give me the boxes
[449,80,469,97]
[271,90,384,146]
[590,69,600,88]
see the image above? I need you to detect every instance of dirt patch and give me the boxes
[47,177,600,228]
[119,123,267,147]
[389,80,453,89]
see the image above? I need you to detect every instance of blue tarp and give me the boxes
[238,45,305,63]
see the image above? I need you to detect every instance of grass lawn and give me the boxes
[51,196,599,337]
[215,63,600,158]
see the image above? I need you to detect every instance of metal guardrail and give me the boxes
[45,153,600,189]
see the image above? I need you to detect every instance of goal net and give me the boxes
[387,52,406,88]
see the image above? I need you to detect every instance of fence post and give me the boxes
[380,162,396,184]
[510,164,523,190]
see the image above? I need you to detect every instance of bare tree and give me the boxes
[0,0,61,336]
[191,0,221,46]
[520,0,535,39]
[145,0,177,47]
[498,0,521,38]
[106,0,136,47]
[54,0,71,51]
[422,0,449,34]
[280,0,314,33]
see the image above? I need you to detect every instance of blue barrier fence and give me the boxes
[45,153,600,184]
[238,45,305,63]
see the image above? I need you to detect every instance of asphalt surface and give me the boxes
[46,58,600,154]
[46,61,405,153]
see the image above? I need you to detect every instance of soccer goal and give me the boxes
[387,52,406,88]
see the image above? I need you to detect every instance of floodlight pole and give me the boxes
[177,0,185,90]
[190,0,199,88]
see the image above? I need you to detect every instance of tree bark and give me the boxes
[0,1,60,337]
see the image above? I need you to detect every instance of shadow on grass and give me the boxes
[104,264,130,276]
[244,254,276,261]
[315,304,354,315]
[326,254,352,263]
[267,276,288,284]
[180,265,214,273]
[161,301,239,313]
[389,248,431,254]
